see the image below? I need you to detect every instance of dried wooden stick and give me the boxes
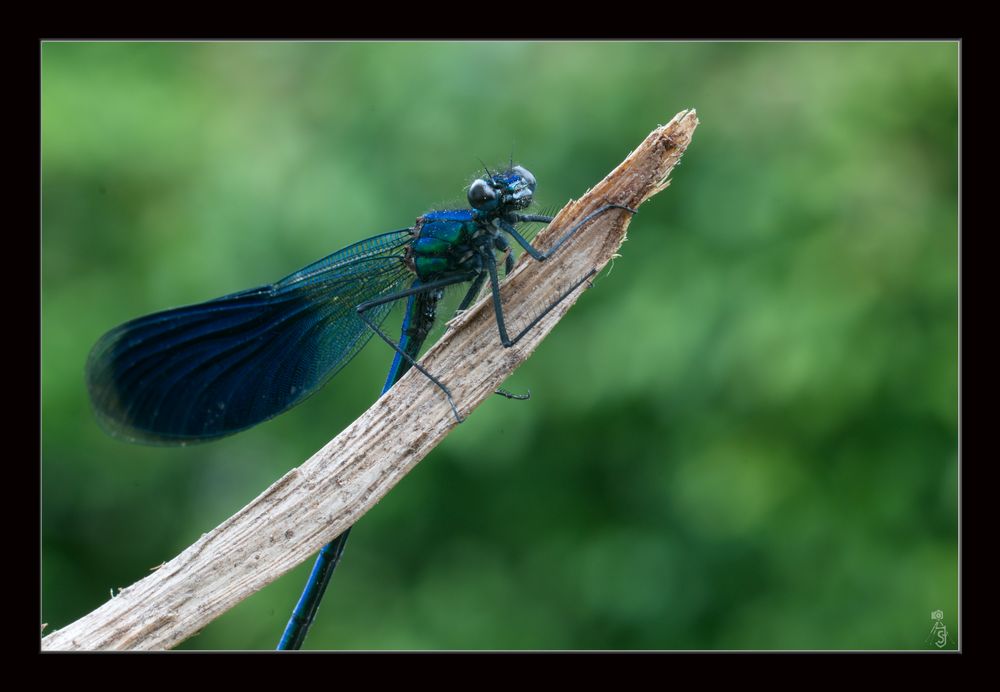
[42,109,699,650]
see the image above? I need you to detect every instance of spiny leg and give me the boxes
[495,387,531,401]
[495,234,516,276]
[456,271,487,312]
[484,248,598,349]
[357,273,478,423]
[504,203,637,261]
[455,269,530,401]
[481,202,633,348]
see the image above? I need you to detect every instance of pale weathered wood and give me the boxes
[41,110,699,650]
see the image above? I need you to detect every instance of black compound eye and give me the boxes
[468,179,498,209]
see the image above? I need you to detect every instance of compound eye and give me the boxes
[511,165,536,191]
[468,179,498,209]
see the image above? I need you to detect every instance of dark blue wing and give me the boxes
[86,230,414,444]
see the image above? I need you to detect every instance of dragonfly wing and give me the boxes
[86,230,414,444]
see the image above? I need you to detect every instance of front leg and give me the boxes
[504,204,636,261]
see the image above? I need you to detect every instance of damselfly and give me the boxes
[86,164,634,648]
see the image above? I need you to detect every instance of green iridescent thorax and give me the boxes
[408,210,480,280]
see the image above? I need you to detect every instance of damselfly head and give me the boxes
[467,165,537,212]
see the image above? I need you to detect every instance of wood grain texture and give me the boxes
[42,109,699,650]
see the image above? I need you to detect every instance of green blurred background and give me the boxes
[41,42,958,650]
